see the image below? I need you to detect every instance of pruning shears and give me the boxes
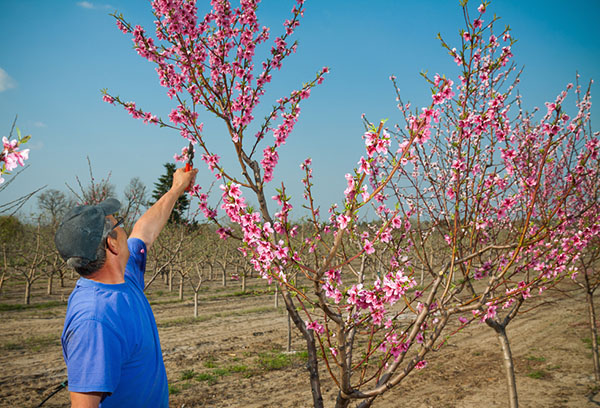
[185,141,194,172]
[185,141,194,191]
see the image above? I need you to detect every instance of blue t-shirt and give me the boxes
[62,238,168,407]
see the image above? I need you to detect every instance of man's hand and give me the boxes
[172,167,198,196]
[130,166,199,249]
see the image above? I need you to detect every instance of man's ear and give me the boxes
[105,234,119,255]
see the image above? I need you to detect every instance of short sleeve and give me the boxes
[63,320,124,393]
[125,238,147,290]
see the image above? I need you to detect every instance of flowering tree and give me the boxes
[104,1,599,407]
[1,118,30,185]
[569,103,600,382]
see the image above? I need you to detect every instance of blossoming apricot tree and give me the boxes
[104,1,599,407]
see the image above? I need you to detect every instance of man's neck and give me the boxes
[86,262,125,284]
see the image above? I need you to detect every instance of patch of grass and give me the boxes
[228,364,249,373]
[180,369,196,380]
[237,306,272,316]
[582,337,599,350]
[212,367,229,377]
[526,355,546,362]
[158,305,272,328]
[180,382,194,391]
[158,315,210,328]
[168,384,180,395]
[0,301,64,312]
[258,351,293,371]
[548,365,561,370]
[527,369,548,379]
[196,373,218,385]
[2,334,60,352]
[203,356,217,368]
[296,350,309,361]
[149,298,186,307]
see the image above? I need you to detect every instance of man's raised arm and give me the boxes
[129,167,197,249]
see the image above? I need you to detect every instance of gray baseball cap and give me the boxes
[54,198,121,263]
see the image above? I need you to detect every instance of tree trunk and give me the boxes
[274,285,279,308]
[178,275,184,301]
[0,271,5,296]
[281,290,323,408]
[335,393,352,408]
[208,264,213,281]
[59,270,65,288]
[287,311,292,352]
[222,267,227,287]
[24,280,32,305]
[487,320,518,408]
[242,272,246,293]
[47,274,53,295]
[194,291,199,318]
[587,289,600,382]
[168,266,173,292]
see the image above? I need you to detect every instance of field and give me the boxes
[1,271,599,408]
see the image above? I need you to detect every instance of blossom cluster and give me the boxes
[1,134,30,184]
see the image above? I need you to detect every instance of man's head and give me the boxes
[54,198,122,277]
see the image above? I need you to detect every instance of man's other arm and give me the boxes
[70,391,103,408]
[130,167,197,249]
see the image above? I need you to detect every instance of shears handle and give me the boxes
[185,163,193,191]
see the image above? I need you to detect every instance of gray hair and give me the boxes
[66,218,118,277]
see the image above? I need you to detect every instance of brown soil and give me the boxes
[1,273,599,408]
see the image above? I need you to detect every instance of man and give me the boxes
[55,167,198,407]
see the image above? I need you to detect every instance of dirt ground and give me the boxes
[1,271,600,408]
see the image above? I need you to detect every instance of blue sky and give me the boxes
[1,0,599,221]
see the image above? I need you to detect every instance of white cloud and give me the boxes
[76,1,94,8]
[33,121,47,128]
[76,1,112,10]
[0,68,17,92]
[28,141,44,151]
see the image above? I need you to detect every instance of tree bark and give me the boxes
[0,270,5,296]
[24,280,32,305]
[194,291,199,318]
[281,290,323,408]
[178,274,184,301]
[47,274,53,295]
[287,312,292,352]
[586,289,600,382]
[486,319,518,408]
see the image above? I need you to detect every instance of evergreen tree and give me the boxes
[151,163,190,224]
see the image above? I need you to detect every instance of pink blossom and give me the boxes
[306,320,325,334]
[415,360,427,370]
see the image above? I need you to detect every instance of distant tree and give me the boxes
[151,163,189,224]
[37,189,69,226]
[0,215,25,295]
[66,157,116,205]
[122,177,149,228]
